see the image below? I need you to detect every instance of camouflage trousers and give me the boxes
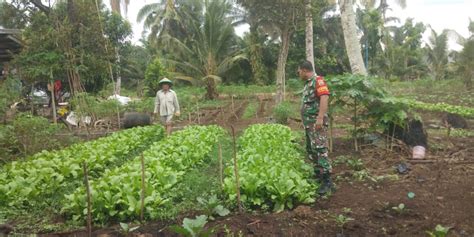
[304,122,332,176]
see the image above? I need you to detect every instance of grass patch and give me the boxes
[197,100,227,109]
[242,102,258,119]
[153,137,233,220]
[382,78,474,107]
[428,128,474,138]
[218,85,275,96]
[0,206,81,234]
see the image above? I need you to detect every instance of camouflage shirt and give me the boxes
[301,74,330,127]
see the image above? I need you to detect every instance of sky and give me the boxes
[108,0,474,50]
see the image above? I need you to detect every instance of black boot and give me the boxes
[318,173,333,195]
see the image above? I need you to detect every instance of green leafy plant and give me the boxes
[222,224,245,237]
[0,125,164,208]
[169,215,213,237]
[352,169,375,182]
[334,214,354,235]
[63,125,225,223]
[272,102,292,124]
[342,207,352,214]
[426,224,451,237]
[326,75,407,151]
[392,203,406,214]
[346,158,364,171]
[396,98,474,118]
[197,195,230,220]
[224,124,316,212]
[119,222,140,234]
[333,155,350,166]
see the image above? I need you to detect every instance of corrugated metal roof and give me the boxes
[0,29,22,63]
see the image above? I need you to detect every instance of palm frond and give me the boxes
[137,3,163,23]
[158,34,195,56]
[173,75,199,85]
[202,74,223,84]
[444,29,466,45]
[162,58,205,78]
[394,0,407,9]
[217,53,247,75]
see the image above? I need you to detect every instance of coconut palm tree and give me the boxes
[137,0,203,46]
[305,0,315,69]
[425,28,449,80]
[109,0,129,16]
[339,0,367,75]
[163,0,246,99]
[338,0,407,76]
[451,20,473,89]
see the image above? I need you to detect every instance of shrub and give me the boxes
[144,58,168,96]
[11,113,62,155]
[273,101,292,124]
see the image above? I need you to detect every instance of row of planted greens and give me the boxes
[224,124,316,212]
[394,98,474,118]
[62,125,226,224]
[0,125,165,208]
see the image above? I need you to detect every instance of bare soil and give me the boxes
[26,98,474,237]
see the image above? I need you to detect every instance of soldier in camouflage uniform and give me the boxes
[298,60,333,195]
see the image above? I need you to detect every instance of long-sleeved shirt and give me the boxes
[154,89,180,116]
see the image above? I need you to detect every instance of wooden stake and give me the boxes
[354,99,358,152]
[220,106,225,125]
[49,69,57,124]
[231,95,235,114]
[390,125,396,151]
[231,96,239,119]
[329,116,333,153]
[82,163,92,237]
[116,107,121,129]
[231,126,242,212]
[140,154,146,223]
[218,142,223,188]
[197,103,201,124]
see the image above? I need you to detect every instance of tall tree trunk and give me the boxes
[110,0,121,15]
[115,47,121,95]
[249,24,267,85]
[276,26,291,104]
[305,0,315,70]
[205,78,218,100]
[339,0,367,75]
[110,0,122,95]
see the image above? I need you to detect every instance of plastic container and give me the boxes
[412,146,426,159]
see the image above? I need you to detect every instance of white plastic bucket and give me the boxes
[412,146,426,159]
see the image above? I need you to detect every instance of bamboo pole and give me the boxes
[140,154,146,223]
[218,142,223,188]
[231,95,235,114]
[231,126,242,212]
[82,163,92,237]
